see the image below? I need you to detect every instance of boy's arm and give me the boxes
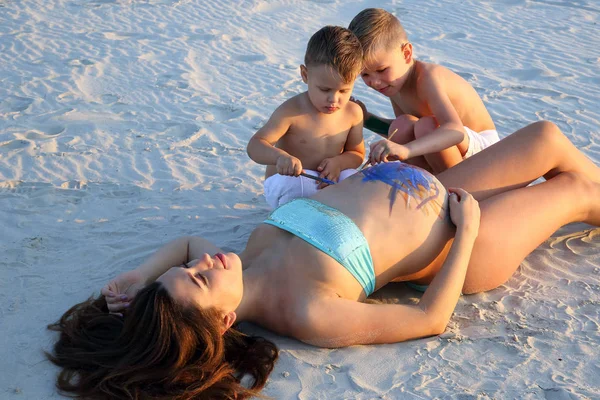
[246,104,294,165]
[403,71,465,158]
[316,107,365,183]
[335,110,366,169]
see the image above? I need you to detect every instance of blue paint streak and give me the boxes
[361,162,440,213]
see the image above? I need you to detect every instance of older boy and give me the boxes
[349,8,499,173]
[247,26,365,209]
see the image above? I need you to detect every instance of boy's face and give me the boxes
[361,43,412,97]
[301,64,355,114]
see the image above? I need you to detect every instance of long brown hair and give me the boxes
[47,282,278,399]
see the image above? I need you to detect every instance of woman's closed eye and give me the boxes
[179,264,208,288]
[196,272,209,287]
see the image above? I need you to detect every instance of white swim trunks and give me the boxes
[463,127,500,159]
[263,169,357,209]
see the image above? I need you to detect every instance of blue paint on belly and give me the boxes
[361,162,442,215]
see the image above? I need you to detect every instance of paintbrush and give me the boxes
[359,128,398,171]
[300,172,336,185]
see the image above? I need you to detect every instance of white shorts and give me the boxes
[463,127,500,159]
[263,169,357,209]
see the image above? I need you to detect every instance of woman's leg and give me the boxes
[463,171,600,294]
[438,121,600,201]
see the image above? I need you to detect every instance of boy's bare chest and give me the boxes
[391,94,431,118]
[287,115,352,142]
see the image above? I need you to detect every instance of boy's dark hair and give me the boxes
[304,25,363,83]
[348,8,408,65]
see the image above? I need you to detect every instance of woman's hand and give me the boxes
[368,139,410,164]
[101,269,147,313]
[447,188,480,238]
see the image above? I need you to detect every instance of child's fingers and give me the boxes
[372,143,388,163]
[369,140,384,152]
[317,159,328,171]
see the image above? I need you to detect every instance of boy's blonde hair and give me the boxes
[348,8,408,65]
[304,26,363,84]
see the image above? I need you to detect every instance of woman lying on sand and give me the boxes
[48,121,600,399]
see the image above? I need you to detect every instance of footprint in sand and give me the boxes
[542,387,578,400]
[60,180,89,190]
[24,124,65,140]
[186,33,219,42]
[201,104,247,122]
[456,71,476,82]
[432,32,468,41]
[78,0,118,6]
[156,74,189,89]
[100,94,119,105]
[0,139,32,150]
[507,67,558,81]
[97,184,143,200]
[201,177,243,191]
[0,95,34,114]
[446,32,468,40]
[233,54,267,63]
[68,58,95,66]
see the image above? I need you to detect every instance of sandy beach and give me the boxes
[1,0,599,398]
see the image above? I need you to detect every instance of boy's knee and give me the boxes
[414,116,438,139]
[389,114,418,142]
[390,115,418,131]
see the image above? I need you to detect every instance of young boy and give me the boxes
[247,26,365,209]
[348,8,499,173]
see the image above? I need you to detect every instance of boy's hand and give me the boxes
[276,154,303,176]
[369,139,410,164]
[350,96,368,119]
[316,157,341,189]
[447,188,480,238]
[101,269,147,314]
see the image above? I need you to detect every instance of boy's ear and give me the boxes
[300,64,308,83]
[221,311,237,335]
[402,43,413,64]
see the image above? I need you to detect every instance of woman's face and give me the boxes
[157,252,244,313]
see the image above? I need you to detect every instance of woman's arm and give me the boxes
[134,236,223,284]
[102,236,222,312]
[291,189,480,347]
